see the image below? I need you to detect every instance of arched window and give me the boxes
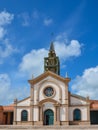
[73,109,81,121]
[21,110,28,121]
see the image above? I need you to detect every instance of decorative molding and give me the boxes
[28,71,70,85]
[38,98,60,106]
[43,86,56,98]
[37,79,62,102]
[16,106,30,108]
[70,104,89,107]
[69,120,90,125]
[16,97,30,104]
[60,121,69,125]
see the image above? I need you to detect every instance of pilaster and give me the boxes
[39,106,43,121]
[65,106,69,125]
[30,85,34,124]
[54,104,60,125]
[13,99,17,125]
[30,85,34,104]
[86,97,90,125]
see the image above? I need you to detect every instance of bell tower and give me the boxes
[44,42,60,75]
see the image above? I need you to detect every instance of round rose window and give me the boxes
[44,87,54,97]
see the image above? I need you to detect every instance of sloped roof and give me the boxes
[3,104,14,112]
[71,93,87,101]
[16,96,30,104]
[90,100,98,109]
[28,71,71,85]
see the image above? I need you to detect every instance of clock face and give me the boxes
[44,87,54,97]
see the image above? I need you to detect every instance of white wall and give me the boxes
[39,82,60,101]
[70,96,87,105]
[43,102,54,111]
[16,108,30,121]
[69,107,88,121]
[17,98,30,106]
[31,75,69,122]
[33,76,67,105]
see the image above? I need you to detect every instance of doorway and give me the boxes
[44,109,54,125]
[90,110,98,124]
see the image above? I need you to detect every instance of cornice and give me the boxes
[28,71,71,85]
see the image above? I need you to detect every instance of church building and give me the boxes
[0,43,98,125]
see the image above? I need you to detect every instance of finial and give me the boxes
[65,72,68,78]
[32,74,34,79]
[14,98,17,104]
[50,42,55,51]
[86,96,89,100]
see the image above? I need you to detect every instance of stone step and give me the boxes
[0,125,98,130]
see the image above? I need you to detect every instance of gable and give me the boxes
[17,97,30,106]
[28,71,70,85]
[70,94,87,105]
[35,75,65,87]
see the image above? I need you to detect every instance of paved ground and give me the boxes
[0,125,98,130]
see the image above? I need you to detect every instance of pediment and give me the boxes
[28,71,70,85]
[17,97,30,106]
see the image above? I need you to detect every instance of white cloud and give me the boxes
[19,34,82,77]
[0,27,6,39]
[0,74,12,104]
[54,40,82,60]
[18,11,53,27]
[44,18,53,26]
[71,66,98,99]
[18,10,40,27]
[18,10,39,27]
[19,48,48,77]
[0,10,14,39]
[54,33,82,61]
[0,10,14,26]
[0,73,29,105]
[18,12,30,27]
[0,10,17,63]
[32,10,39,19]
[0,39,18,63]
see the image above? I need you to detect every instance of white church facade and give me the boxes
[13,43,90,125]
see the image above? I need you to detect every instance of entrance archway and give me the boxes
[44,109,54,125]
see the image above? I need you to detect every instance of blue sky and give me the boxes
[0,0,98,105]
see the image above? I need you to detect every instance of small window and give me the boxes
[44,87,54,97]
[21,110,28,121]
[73,109,81,121]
